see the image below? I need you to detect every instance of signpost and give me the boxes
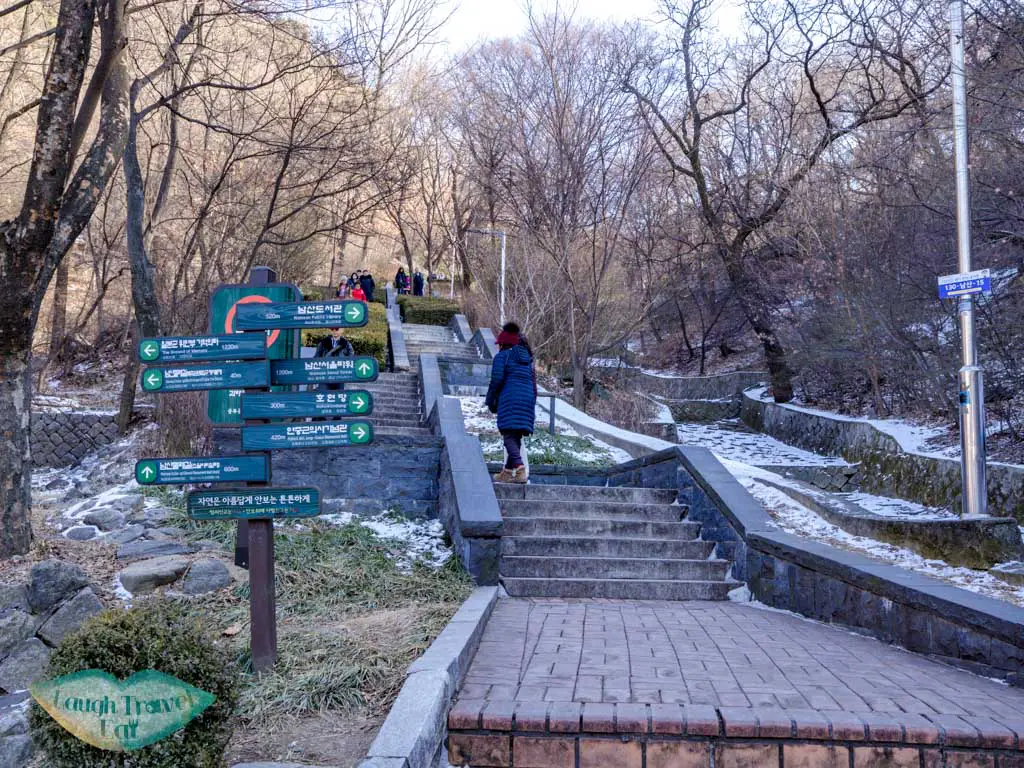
[241,421,374,451]
[141,268,376,671]
[138,334,266,363]
[241,390,373,419]
[234,299,368,330]
[141,361,270,393]
[187,488,321,520]
[135,456,269,485]
[270,356,378,385]
[938,268,992,300]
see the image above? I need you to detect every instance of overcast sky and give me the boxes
[438,0,745,51]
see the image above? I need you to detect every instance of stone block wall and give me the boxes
[31,413,120,468]
[742,392,1024,521]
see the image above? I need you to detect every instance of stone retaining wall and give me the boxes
[741,392,1024,521]
[31,412,120,468]
[608,369,765,400]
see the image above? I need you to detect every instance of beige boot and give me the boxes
[511,465,529,484]
[494,468,513,483]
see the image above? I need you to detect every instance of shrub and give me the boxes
[397,295,460,326]
[301,301,388,365]
[302,287,325,301]
[31,600,239,768]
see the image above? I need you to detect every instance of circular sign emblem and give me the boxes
[225,295,280,348]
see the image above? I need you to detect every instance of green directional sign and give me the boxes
[234,300,368,330]
[187,487,321,521]
[241,390,373,420]
[270,356,378,385]
[241,421,373,451]
[142,361,270,393]
[138,334,266,363]
[135,455,268,485]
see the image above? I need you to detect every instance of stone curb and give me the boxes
[359,586,499,768]
[446,700,1024,749]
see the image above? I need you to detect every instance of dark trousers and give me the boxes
[502,430,527,469]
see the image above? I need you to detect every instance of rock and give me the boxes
[82,507,126,531]
[232,764,332,768]
[0,639,50,693]
[0,698,28,736]
[182,560,231,595]
[992,561,1024,586]
[106,524,146,545]
[116,539,194,561]
[110,494,145,514]
[118,557,190,594]
[0,735,32,767]
[37,588,104,647]
[65,526,97,541]
[156,526,187,539]
[44,477,64,490]
[0,612,36,657]
[194,539,225,552]
[129,505,172,527]
[27,560,88,613]
[0,584,28,613]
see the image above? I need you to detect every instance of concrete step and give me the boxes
[498,499,687,522]
[501,577,735,601]
[500,556,731,581]
[502,516,702,540]
[501,536,715,559]
[372,426,433,437]
[365,416,426,428]
[494,483,678,505]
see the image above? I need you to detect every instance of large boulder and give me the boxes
[0,639,50,693]
[118,557,190,594]
[110,493,145,514]
[37,588,104,647]
[65,526,97,541]
[116,539,194,561]
[182,560,231,595]
[82,507,126,531]
[26,560,88,613]
[0,696,31,768]
[0,612,36,657]
[0,584,28,613]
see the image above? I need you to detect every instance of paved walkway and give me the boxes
[459,598,1024,723]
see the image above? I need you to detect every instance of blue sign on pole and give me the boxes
[241,421,374,451]
[138,334,266,364]
[135,455,269,485]
[270,357,378,385]
[938,269,992,299]
[141,361,270,393]
[234,300,368,330]
[241,390,373,419]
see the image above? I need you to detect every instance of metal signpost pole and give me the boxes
[950,1,987,518]
[499,230,507,327]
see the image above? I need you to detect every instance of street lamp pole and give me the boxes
[950,0,987,517]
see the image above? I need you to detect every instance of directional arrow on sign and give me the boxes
[142,370,164,391]
[350,394,366,411]
[139,341,159,361]
[352,425,369,441]
[357,361,373,377]
[346,304,364,321]
[136,461,157,484]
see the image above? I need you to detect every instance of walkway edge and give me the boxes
[360,586,499,768]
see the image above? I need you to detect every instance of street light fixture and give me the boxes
[465,227,507,326]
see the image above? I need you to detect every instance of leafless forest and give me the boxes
[1,0,1022,555]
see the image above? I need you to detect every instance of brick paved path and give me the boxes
[460,599,1024,719]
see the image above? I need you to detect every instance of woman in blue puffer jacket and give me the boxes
[485,322,537,483]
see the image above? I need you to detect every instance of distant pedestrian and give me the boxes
[395,267,408,295]
[486,322,537,484]
[336,279,348,298]
[412,271,425,296]
[350,283,366,302]
[315,327,354,392]
[360,270,376,302]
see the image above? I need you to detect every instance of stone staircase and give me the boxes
[403,323,482,368]
[358,370,430,437]
[495,483,735,600]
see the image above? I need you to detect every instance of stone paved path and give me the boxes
[460,598,1024,720]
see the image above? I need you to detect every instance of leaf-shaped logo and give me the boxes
[31,669,216,752]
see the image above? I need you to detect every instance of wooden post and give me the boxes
[248,517,276,671]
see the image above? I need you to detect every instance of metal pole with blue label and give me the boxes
[946,1,987,518]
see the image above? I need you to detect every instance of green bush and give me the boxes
[302,288,325,301]
[301,301,388,365]
[397,296,460,326]
[31,600,239,768]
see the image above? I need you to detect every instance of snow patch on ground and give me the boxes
[722,459,1024,607]
[319,508,451,569]
[677,420,848,467]
[841,492,957,520]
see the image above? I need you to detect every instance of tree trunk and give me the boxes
[48,259,69,360]
[0,284,35,556]
[123,110,162,339]
[117,321,139,434]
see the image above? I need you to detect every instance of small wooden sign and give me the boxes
[30,669,215,752]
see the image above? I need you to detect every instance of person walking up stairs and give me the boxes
[486,322,537,484]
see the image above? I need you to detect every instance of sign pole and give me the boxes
[950,1,987,518]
